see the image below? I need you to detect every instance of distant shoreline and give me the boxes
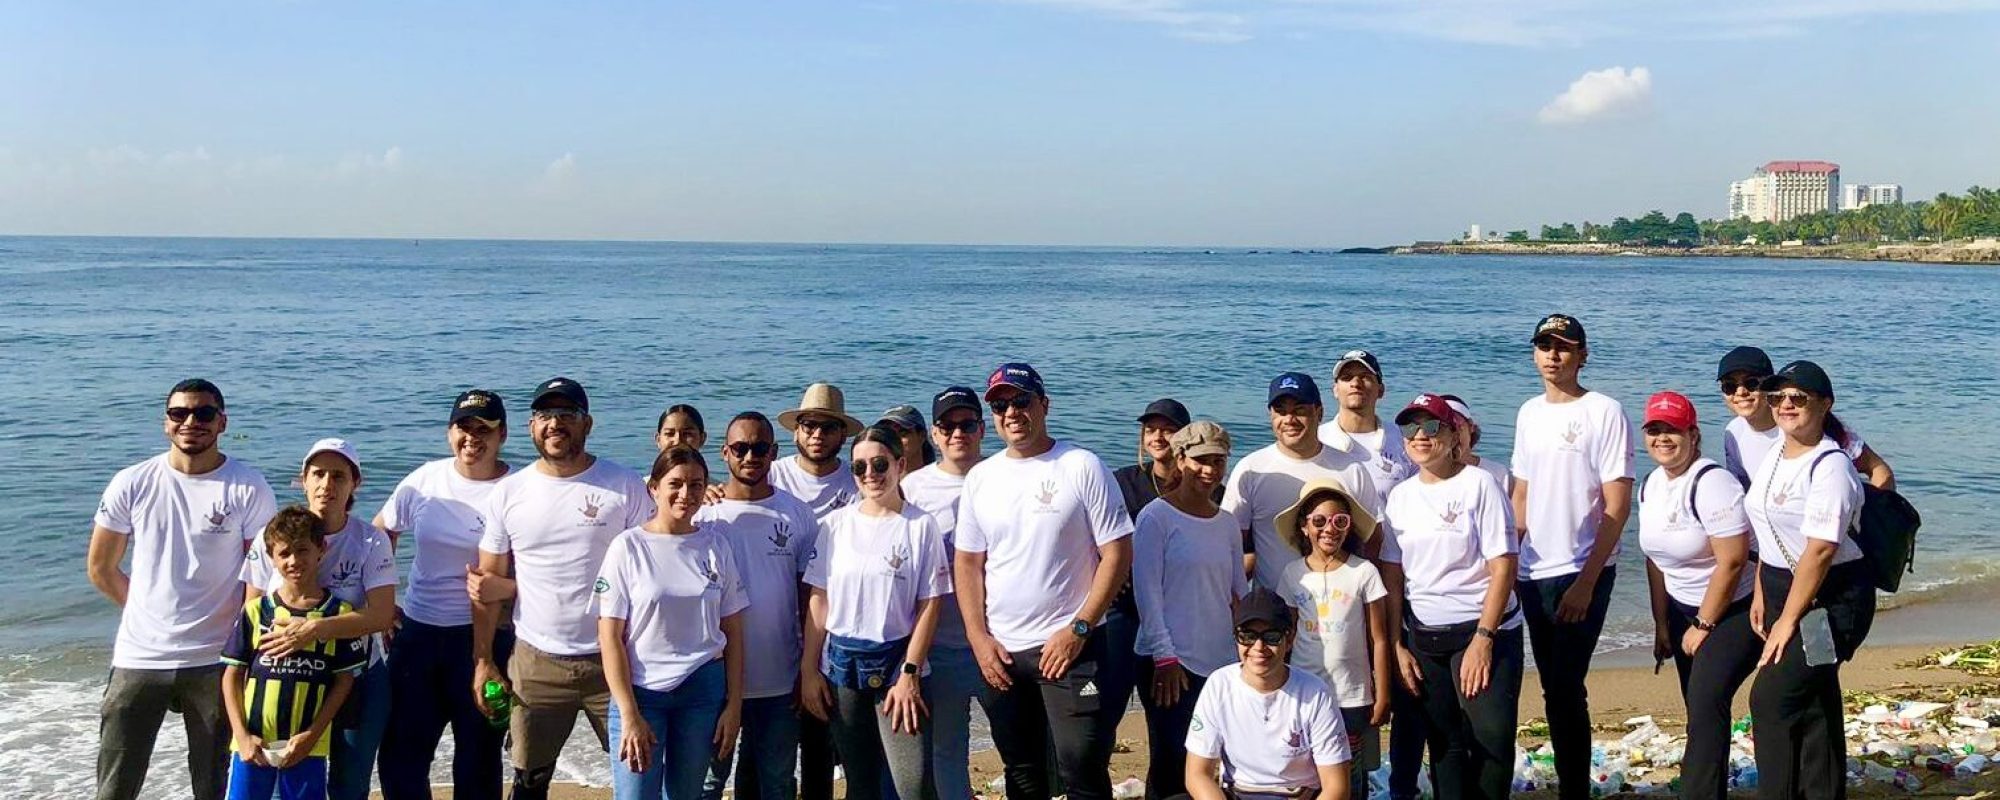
[1395,239,2000,264]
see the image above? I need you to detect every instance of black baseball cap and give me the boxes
[1233,588,1296,631]
[931,386,982,421]
[1531,314,1586,346]
[1137,398,1192,428]
[449,389,506,425]
[984,362,1046,400]
[531,377,589,412]
[1268,372,1322,408]
[1717,346,1775,380]
[1762,360,1835,400]
[1332,350,1383,381]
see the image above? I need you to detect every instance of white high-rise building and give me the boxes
[1841,183,1903,210]
[1727,161,1840,223]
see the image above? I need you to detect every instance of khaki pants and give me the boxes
[507,642,613,772]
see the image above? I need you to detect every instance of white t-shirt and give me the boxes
[479,458,655,656]
[1132,500,1250,677]
[376,458,506,627]
[244,515,398,662]
[1637,459,1754,607]
[1186,664,1352,789]
[770,456,858,520]
[804,504,952,643]
[1744,439,1864,568]
[1469,456,1513,499]
[1509,391,1635,580]
[695,492,818,699]
[1319,416,1416,504]
[1378,468,1522,629]
[1279,554,1387,706]
[94,454,278,669]
[901,464,973,649]
[956,441,1135,652]
[1221,444,1384,591]
[1725,416,1867,486]
[594,527,750,692]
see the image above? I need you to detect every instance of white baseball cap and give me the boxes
[301,437,362,477]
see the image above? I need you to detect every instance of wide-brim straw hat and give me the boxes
[1275,477,1378,554]
[776,383,865,437]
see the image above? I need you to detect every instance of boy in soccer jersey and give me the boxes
[221,506,367,800]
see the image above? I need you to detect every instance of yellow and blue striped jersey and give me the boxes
[220,592,366,756]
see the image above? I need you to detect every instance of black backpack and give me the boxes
[1809,451,1921,593]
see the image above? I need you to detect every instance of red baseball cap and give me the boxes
[1394,392,1464,428]
[1642,391,1698,431]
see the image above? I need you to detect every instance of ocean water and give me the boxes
[3,236,1997,797]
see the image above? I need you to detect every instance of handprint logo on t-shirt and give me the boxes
[580,494,603,521]
[1561,421,1583,446]
[1036,480,1058,506]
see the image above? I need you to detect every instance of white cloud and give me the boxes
[544,153,578,183]
[332,146,405,179]
[1007,0,1250,43]
[1538,66,1652,125]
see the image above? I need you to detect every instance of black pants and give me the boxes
[1519,567,1616,800]
[1662,598,1757,800]
[1750,562,1875,800]
[1387,646,1427,800]
[377,620,512,800]
[979,635,1119,800]
[800,714,835,800]
[1137,662,1204,800]
[1412,626,1523,800]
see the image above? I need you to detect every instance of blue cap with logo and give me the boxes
[984,362,1046,400]
[1267,372,1322,408]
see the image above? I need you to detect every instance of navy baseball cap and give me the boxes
[1233,588,1296,631]
[984,362,1046,400]
[1531,314,1586,346]
[1137,398,1192,428]
[1268,372,1322,408]
[1717,346,1775,380]
[1332,350,1383,381]
[1762,360,1835,400]
[531,377,589,412]
[449,389,506,425]
[931,386,981,421]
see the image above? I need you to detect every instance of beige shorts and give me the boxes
[507,641,613,770]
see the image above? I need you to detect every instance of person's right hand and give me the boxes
[472,659,508,717]
[466,566,516,605]
[618,712,656,773]
[1652,625,1673,665]
[1750,594,1767,639]
[799,670,835,722]
[236,733,269,768]
[1395,645,1423,695]
[972,634,1015,691]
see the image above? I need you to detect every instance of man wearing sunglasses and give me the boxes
[89,378,279,800]
[955,363,1135,800]
[772,383,865,522]
[1224,372,1383,592]
[898,386,988,800]
[1509,315,1634,800]
[472,377,655,800]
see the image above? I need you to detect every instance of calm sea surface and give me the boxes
[3,236,1996,796]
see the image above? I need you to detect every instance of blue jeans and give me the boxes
[922,645,986,800]
[609,660,726,800]
[227,753,327,800]
[330,661,390,800]
[379,620,514,800]
[701,695,799,800]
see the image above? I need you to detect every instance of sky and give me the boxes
[3,1,1997,246]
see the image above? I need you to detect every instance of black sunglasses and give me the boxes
[850,456,895,477]
[935,419,981,435]
[989,395,1037,414]
[726,441,776,458]
[1235,628,1288,646]
[798,419,846,435]
[1718,378,1767,395]
[166,405,221,424]
[1399,419,1446,439]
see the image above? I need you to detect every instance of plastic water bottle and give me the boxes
[482,680,512,730]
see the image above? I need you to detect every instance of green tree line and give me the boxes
[1504,186,2000,246]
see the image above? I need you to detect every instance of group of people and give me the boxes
[86,313,1894,800]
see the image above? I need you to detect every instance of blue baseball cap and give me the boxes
[984,362,1046,400]
[1268,372,1322,408]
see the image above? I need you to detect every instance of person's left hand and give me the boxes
[1759,618,1797,667]
[1555,579,1596,623]
[1040,627,1085,681]
[279,730,318,769]
[1459,636,1494,698]
[1682,626,1710,657]
[258,616,319,659]
[880,675,929,735]
[1151,663,1189,708]
[713,701,742,759]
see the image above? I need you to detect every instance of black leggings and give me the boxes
[1412,626,1524,800]
[1663,598,1758,800]
[1519,568,1616,800]
[1750,561,1875,800]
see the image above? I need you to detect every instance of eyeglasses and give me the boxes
[1235,628,1288,647]
[988,395,1037,414]
[935,419,981,436]
[726,441,776,458]
[530,407,584,422]
[1719,378,1766,396]
[166,405,222,424]
[1305,513,1352,531]
[1765,390,1814,408]
[1399,419,1446,439]
[850,456,895,477]
[798,419,846,435]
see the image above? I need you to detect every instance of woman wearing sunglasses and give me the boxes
[1131,421,1245,800]
[1717,347,1895,490]
[1183,588,1353,800]
[1633,392,1757,800]
[1378,394,1522,800]
[1276,479,1388,800]
[1743,362,1872,800]
[800,425,951,800]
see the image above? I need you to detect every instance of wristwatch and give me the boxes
[1070,619,1093,637]
[1474,626,1499,640]
[1691,616,1718,632]
[901,661,920,676]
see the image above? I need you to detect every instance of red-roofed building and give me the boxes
[1728,160,1840,223]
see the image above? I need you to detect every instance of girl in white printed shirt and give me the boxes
[1276,478,1389,800]
[596,447,748,800]
[1634,392,1757,800]
[800,425,950,800]
[1132,421,1247,800]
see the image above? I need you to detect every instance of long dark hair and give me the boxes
[657,404,706,435]
[852,424,905,461]
[1824,413,1855,451]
